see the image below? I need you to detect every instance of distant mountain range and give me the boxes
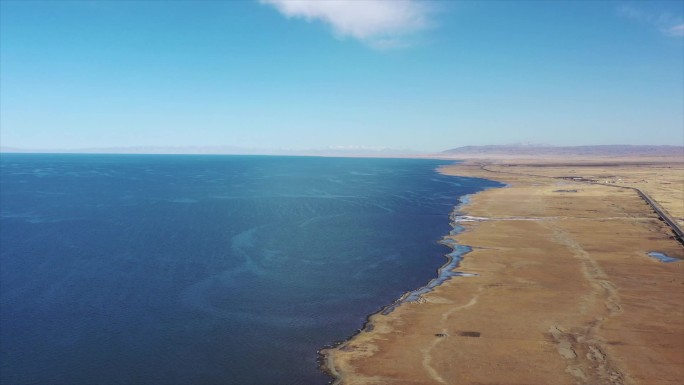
[440,144,684,158]
[3,144,683,159]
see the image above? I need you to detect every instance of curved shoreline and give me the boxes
[319,172,503,384]
[392,194,478,307]
[321,159,684,385]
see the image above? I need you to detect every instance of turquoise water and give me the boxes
[0,154,501,384]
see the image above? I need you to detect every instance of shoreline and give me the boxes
[320,168,505,384]
[317,173,508,385]
[322,158,684,385]
[389,192,488,307]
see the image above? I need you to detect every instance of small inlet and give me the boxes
[648,252,680,263]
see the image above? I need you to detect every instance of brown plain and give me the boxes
[323,156,684,385]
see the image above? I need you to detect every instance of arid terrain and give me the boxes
[324,156,683,385]
[464,156,684,230]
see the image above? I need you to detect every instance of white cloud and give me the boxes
[618,5,684,37]
[665,23,684,37]
[617,4,646,22]
[260,0,431,48]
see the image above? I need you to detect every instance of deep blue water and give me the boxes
[0,154,501,385]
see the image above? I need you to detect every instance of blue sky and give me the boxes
[1,0,682,152]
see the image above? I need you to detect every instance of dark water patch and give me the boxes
[0,154,501,385]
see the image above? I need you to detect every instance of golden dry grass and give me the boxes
[323,158,684,385]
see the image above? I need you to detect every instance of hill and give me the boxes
[440,145,683,160]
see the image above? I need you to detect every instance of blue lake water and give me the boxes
[0,154,501,385]
[648,252,680,263]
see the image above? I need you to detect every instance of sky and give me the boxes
[1,0,683,152]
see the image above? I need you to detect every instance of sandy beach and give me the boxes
[323,157,684,385]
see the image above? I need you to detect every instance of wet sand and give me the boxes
[323,158,683,385]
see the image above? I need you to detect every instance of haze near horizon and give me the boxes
[1,0,683,152]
